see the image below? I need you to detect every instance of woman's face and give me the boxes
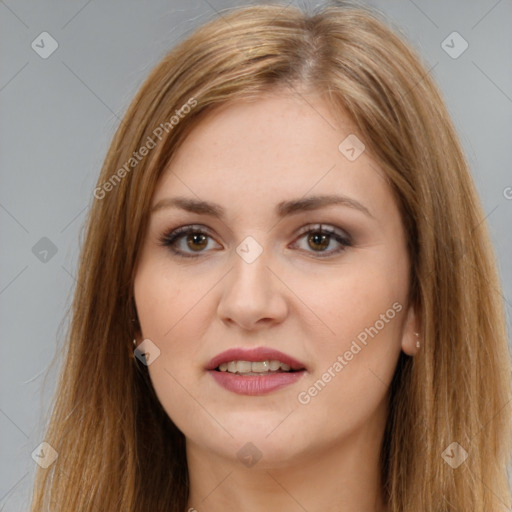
[133,90,419,468]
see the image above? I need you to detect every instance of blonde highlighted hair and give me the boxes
[30,2,512,510]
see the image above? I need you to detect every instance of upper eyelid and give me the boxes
[295,223,350,238]
[161,223,350,240]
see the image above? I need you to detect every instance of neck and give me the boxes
[185,400,389,512]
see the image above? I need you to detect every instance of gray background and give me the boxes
[1,0,511,509]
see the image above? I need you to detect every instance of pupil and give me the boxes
[309,233,329,250]
[188,234,207,251]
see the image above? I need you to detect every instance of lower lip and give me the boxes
[209,370,306,395]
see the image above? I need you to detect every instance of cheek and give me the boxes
[134,261,218,433]
[314,259,406,342]
[300,259,407,394]
[134,256,209,339]
[292,277,404,439]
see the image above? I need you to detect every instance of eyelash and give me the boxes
[158,223,353,260]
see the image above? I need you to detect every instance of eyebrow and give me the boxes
[151,194,374,219]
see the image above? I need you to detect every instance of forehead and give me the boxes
[152,92,390,217]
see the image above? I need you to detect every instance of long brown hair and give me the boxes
[30,2,512,510]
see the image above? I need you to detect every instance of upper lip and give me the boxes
[206,347,307,371]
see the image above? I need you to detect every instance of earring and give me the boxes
[415,332,421,349]
[132,314,138,347]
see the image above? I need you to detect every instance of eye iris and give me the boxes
[187,233,207,251]
[308,232,329,251]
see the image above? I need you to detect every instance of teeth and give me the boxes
[269,360,280,371]
[218,360,294,374]
[237,361,252,373]
[251,361,268,372]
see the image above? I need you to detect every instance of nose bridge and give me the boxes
[217,234,287,327]
[228,236,273,299]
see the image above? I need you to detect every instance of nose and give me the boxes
[216,244,288,331]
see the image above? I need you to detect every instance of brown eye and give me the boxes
[292,224,352,258]
[307,232,331,251]
[160,223,352,260]
[159,225,220,258]
[186,233,208,251]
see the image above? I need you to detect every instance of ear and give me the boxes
[133,333,142,349]
[131,296,142,348]
[401,302,421,356]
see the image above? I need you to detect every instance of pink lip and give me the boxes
[210,371,306,395]
[206,347,307,396]
[206,347,306,371]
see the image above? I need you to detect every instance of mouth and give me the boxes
[206,347,307,395]
[216,359,301,375]
[206,346,306,373]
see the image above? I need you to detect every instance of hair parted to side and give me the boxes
[30,2,512,511]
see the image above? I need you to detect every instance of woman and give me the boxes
[30,2,512,511]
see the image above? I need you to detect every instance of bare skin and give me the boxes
[133,89,419,512]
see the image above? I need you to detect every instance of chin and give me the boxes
[191,414,313,468]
